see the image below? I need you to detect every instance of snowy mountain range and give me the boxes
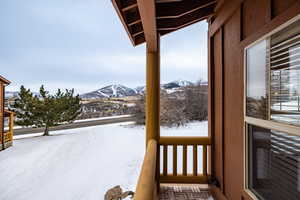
[5,80,204,100]
[80,80,195,99]
[79,84,136,99]
[162,80,193,89]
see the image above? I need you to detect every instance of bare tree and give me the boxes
[134,80,208,126]
[134,95,146,125]
[183,81,208,121]
[160,91,188,127]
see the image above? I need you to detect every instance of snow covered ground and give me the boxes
[0,121,207,200]
[4,115,133,131]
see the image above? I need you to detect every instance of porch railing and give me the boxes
[1,110,14,148]
[134,139,158,200]
[159,136,211,184]
[133,136,211,200]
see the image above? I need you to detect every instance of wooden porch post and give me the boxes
[146,47,160,147]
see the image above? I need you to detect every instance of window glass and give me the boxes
[270,20,300,126]
[246,40,268,119]
[246,19,300,126]
[248,124,300,200]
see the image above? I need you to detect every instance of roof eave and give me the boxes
[0,75,11,85]
[111,0,137,46]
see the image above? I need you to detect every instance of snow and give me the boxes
[0,121,207,200]
[173,79,193,87]
[271,100,300,125]
[74,114,132,123]
[272,100,300,111]
[97,90,109,98]
[4,115,133,131]
[111,85,117,96]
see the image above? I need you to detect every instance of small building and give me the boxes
[0,75,14,151]
[111,0,300,200]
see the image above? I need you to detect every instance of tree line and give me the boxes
[134,83,208,127]
[10,83,207,136]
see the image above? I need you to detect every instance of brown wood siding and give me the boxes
[212,28,224,192]
[209,0,300,199]
[209,0,242,37]
[272,0,297,18]
[223,9,244,200]
[242,0,270,39]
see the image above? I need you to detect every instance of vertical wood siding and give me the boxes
[208,0,300,199]
[223,9,244,200]
[242,0,270,39]
[271,0,298,18]
[212,28,224,192]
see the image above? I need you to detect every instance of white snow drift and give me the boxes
[0,121,207,200]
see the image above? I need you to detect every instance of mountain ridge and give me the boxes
[79,80,196,99]
[6,80,207,100]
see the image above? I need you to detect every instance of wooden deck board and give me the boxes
[159,184,214,200]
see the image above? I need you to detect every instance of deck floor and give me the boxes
[159,185,214,200]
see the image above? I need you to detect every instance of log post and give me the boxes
[146,49,160,146]
[146,41,161,194]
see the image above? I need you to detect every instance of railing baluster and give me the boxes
[183,145,187,176]
[193,145,198,176]
[163,145,168,176]
[203,145,207,176]
[173,145,177,176]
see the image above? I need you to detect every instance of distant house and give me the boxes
[0,75,14,151]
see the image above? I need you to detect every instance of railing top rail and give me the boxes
[134,139,157,200]
[159,136,211,145]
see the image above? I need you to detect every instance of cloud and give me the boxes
[1,0,208,94]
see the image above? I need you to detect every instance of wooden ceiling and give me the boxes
[112,0,217,46]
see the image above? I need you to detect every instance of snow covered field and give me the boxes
[0,121,207,200]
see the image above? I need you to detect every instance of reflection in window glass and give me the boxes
[246,40,268,119]
[270,20,300,126]
[248,125,300,200]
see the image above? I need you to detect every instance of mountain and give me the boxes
[5,91,40,99]
[6,80,198,100]
[80,84,137,99]
[162,80,193,89]
[80,80,195,99]
[134,86,146,95]
[5,91,19,99]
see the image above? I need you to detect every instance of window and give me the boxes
[246,39,268,120]
[245,16,300,200]
[248,125,300,200]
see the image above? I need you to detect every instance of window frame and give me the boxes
[243,14,300,200]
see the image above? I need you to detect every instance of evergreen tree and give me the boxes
[12,85,81,136]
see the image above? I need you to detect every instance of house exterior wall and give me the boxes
[208,0,300,199]
[0,82,4,150]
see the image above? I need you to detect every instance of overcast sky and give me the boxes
[0,0,208,94]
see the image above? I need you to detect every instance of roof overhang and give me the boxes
[112,0,217,47]
[0,75,11,85]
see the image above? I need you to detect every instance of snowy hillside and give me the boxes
[0,121,207,200]
[80,84,136,99]
[134,86,146,95]
[5,80,201,100]
[80,80,194,99]
[162,80,193,89]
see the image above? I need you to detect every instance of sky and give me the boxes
[0,0,208,94]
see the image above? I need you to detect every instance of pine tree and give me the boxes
[12,85,81,136]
